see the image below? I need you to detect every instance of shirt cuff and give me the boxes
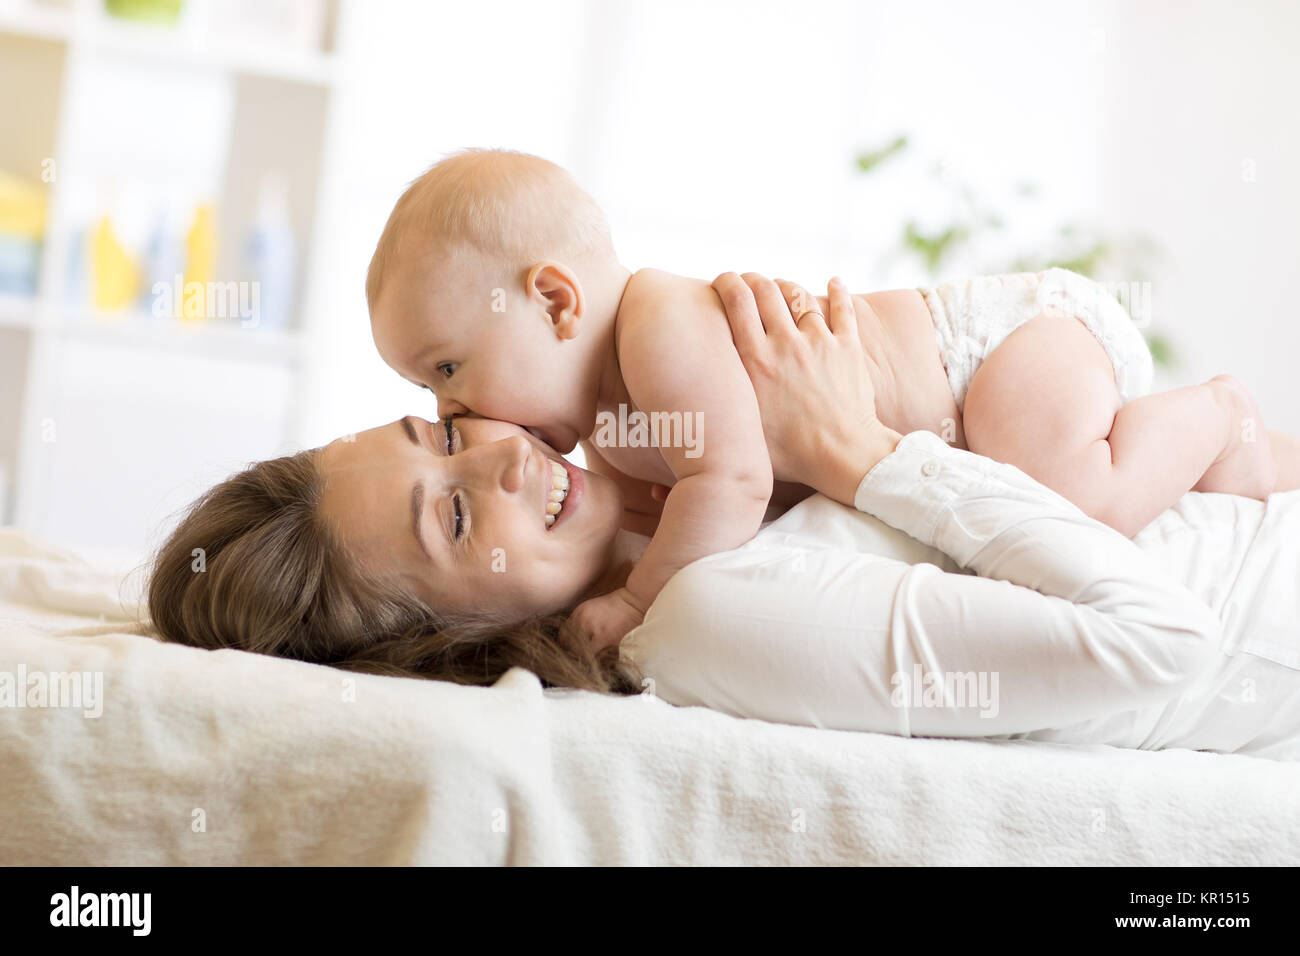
[852,430,987,542]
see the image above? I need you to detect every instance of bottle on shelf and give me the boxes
[181,202,216,322]
[139,207,183,318]
[89,214,140,312]
[243,172,297,331]
[0,170,47,299]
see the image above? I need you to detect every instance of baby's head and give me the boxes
[367,148,623,453]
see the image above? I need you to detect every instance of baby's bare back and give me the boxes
[598,270,961,500]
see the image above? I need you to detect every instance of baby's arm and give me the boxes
[619,273,774,607]
[574,272,773,649]
[581,439,667,537]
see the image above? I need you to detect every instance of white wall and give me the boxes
[1095,0,1300,428]
[300,0,1300,448]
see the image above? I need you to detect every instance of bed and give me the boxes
[1,527,1297,865]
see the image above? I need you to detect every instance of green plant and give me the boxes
[854,136,1175,368]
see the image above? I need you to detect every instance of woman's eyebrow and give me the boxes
[401,415,448,456]
[400,416,421,446]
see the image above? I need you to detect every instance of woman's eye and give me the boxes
[444,416,459,454]
[437,363,458,379]
[453,493,465,540]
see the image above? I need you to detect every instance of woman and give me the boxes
[149,275,1300,760]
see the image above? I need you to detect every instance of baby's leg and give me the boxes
[1191,375,1275,497]
[963,309,1260,537]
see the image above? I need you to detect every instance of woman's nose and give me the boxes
[458,435,532,494]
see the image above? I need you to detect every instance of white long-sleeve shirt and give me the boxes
[619,430,1300,759]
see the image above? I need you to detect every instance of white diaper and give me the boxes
[918,267,1154,412]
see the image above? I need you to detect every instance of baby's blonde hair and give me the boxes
[365,148,614,310]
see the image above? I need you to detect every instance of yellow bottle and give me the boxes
[182,204,216,322]
[0,170,47,238]
[89,215,139,312]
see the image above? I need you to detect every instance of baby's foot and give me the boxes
[1193,375,1277,499]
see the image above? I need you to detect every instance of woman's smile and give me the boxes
[544,458,569,526]
[547,457,583,530]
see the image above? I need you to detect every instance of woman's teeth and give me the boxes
[544,459,570,528]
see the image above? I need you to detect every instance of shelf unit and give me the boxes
[0,0,347,563]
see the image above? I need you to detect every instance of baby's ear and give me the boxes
[527,260,584,340]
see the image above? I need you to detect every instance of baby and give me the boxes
[366,148,1294,650]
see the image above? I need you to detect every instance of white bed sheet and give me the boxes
[1,528,1297,865]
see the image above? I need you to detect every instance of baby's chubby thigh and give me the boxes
[961,307,1123,508]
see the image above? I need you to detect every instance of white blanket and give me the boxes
[1,528,1296,865]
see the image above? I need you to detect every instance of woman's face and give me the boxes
[317,416,623,619]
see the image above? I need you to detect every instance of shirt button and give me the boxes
[921,460,940,477]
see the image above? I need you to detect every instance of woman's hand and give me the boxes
[710,273,902,507]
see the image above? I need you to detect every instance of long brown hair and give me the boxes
[147,448,644,695]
